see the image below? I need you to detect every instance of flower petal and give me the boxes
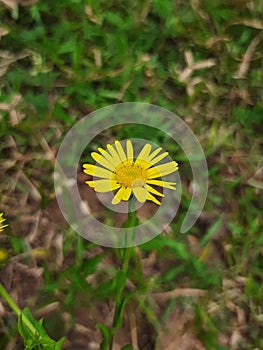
[97,147,118,167]
[141,151,169,169]
[83,164,112,179]
[112,187,131,204]
[147,161,178,179]
[115,141,127,161]
[122,187,132,201]
[107,144,122,164]
[126,140,133,161]
[146,192,161,205]
[147,179,176,190]
[136,143,152,162]
[86,179,120,192]
[97,147,105,154]
[145,147,162,162]
[83,140,179,205]
[0,213,8,231]
[132,187,148,203]
[148,151,169,166]
[0,213,5,224]
[91,152,115,171]
[145,184,164,197]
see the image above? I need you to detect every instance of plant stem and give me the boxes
[108,244,132,350]
[108,199,137,350]
[0,283,37,336]
[0,283,21,316]
[122,245,131,273]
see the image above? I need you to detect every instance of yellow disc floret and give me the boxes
[114,161,147,188]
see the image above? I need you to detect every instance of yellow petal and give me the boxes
[107,144,122,164]
[145,184,164,197]
[132,187,148,203]
[147,161,178,179]
[134,158,152,169]
[91,152,115,171]
[121,187,132,201]
[145,147,162,162]
[126,140,133,161]
[136,144,152,162]
[83,164,112,179]
[146,192,161,205]
[98,147,105,154]
[98,147,118,168]
[112,187,131,204]
[148,151,168,166]
[115,141,127,161]
[147,179,176,190]
[86,179,120,192]
[140,151,169,170]
[0,213,5,224]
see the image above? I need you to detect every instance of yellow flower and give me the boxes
[83,140,178,205]
[0,249,8,262]
[0,213,8,232]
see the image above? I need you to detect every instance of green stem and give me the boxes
[0,283,21,316]
[108,199,137,350]
[0,283,37,337]
[122,246,131,273]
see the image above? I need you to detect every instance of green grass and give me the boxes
[0,0,263,349]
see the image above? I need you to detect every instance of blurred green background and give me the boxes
[0,0,262,349]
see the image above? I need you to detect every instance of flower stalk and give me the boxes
[0,283,36,336]
[108,199,137,350]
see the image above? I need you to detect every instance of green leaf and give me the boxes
[58,38,77,54]
[52,103,73,125]
[18,308,65,349]
[164,239,189,260]
[9,236,27,254]
[24,92,49,116]
[200,217,223,246]
[121,344,133,350]
[104,12,126,28]
[18,313,35,342]
[112,270,127,300]
[113,295,130,329]
[82,254,103,276]
[97,323,110,350]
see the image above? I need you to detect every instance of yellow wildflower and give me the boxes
[0,213,8,232]
[83,140,178,205]
[0,249,8,262]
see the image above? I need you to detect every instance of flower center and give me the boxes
[114,161,147,188]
